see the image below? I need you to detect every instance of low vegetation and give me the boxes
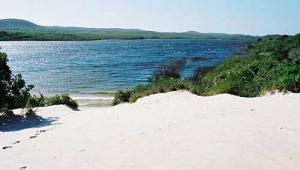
[26,94,78,110]
[113,34,300,105]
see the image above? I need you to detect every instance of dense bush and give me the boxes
[46,94,78,109]
[152,58,187,79]
[193,34,300,97]
[274,56,300,92]
[112,90,132,105]
[0,50,33,114]
[26,94,78,109]
[113,34,300,104]
[25,94,46,109]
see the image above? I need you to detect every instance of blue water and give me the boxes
[0,39,247,96]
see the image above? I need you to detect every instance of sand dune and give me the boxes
[1,91,300,170]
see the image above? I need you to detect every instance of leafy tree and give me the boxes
[0,49,33,114]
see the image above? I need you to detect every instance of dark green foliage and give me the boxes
[112,90,132,105]
[0,51,11,80]
[0,50,40,126]
[194,57,277,97]
[0,51,33,113]
[113,34,300,104]
[190,34,300,96]
[191,66,214,81]
[152,58,187,79]
[288,48,300,59]
[24,93,78,111]
[46,94,78,109]
[26,94,46,109]
[274,56,300,92]
[26,94,79,109]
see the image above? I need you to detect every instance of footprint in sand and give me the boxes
[12,141,20,144]
[36,129,48,135]
[29,129,49,139]
[39,129,47,133]
[279,126,300,135]
[29,135,37,139]
[3,129,49,150]
[2,146,13,150]
[3,141,21,150]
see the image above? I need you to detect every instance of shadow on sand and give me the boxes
[0,114,58,132]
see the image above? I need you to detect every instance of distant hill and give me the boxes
[0,19,257,41]
[0,19,43,31]
[0,19,144,33]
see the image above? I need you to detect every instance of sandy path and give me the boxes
[1,91,300,170]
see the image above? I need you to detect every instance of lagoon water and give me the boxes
[0,39,247,105]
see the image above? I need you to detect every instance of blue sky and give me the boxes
[1,0,299,35]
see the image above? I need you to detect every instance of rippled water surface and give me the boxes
[0,39,246,95]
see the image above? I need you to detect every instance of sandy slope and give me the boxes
[1,91,300,170]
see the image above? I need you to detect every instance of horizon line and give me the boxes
[0,18,278,37]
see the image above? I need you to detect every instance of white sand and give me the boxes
[1,91,300,170]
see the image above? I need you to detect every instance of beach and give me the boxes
[1,91,300,170]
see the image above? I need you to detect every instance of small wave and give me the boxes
[71,96,114,100]
[71,95,114,107]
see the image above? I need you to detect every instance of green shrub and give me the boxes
[46,94,78,109]
[112,77,191,105]
[25,94,79,109]
[112,90,132,105]
[274,56,300,92]
[0,50,33,113]
[25,95,46,109]
[152,58,187,79]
